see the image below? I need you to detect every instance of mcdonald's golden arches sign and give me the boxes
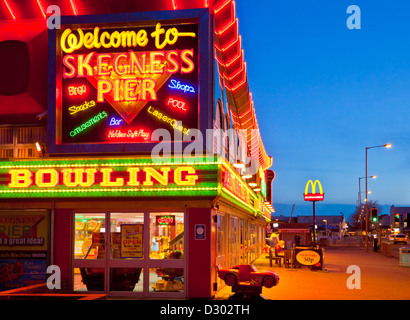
[303,180,324,201]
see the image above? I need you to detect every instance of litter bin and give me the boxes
[399,247,410,267]
[385,242,392,257]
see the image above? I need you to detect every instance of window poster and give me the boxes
[120,224,143,258]
[0,211,49,291]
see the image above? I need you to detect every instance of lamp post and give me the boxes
[358,176,376,212]
[365,144,391,251]
[323,219,328,238]
[358,176,375,235]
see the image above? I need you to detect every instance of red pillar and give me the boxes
[53,209,71,290]
[187,207,211,298]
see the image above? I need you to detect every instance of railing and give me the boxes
[0,126,46,159]
[327,236,364,248]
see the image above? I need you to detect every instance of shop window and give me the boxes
[109,268,143,292]
[74,214,105,260]
[149,212,184,260]
[149,268,184,293]
[110,213,144,259]
[217,214,225,256]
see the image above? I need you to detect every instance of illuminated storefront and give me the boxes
[0,1,273,299]
[0,156,270,297]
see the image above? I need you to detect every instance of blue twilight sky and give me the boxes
[235,1,410,216]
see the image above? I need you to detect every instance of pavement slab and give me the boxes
[214,247,410,300]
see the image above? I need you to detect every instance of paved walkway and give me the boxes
[214,247,410,300]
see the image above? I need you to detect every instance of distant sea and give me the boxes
[271,203,394,218]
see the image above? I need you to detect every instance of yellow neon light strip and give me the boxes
[222,187,255,213]
[222,161,256,199]
[0,186,219,194]
[222,162,272,220]
[0,160,222,169]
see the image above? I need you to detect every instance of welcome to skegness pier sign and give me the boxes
[51,12,206,147]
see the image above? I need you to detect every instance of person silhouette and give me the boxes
[294,234,301,246]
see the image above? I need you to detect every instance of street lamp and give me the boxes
[323,219,328,238]
[365,144,391,251]
[358,176,375,211]
[358,176,375,237]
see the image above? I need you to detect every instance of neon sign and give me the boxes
[68,85,87,96]
[56,19,199,145]
[60,23,196,53]
[63,50,195,79]
[168,79,195,93]
[0,158,219,198]
[7,166,200,188]
[109,117,123,126]
[69,111,107,137]
[107,129,150,140]
[222,167,250,205]
[69,100,96,115]
[167,98,187,111]
[156,215,175,226]
[147,106,191,135]
[303,180,324,201]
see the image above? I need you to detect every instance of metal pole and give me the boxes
[359,178,362,238]
[313,201,316,245]
[365,148,368,252]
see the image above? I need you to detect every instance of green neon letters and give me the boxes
[70,111,108,137]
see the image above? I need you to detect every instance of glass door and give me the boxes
[72,211,186,298]
[147,212,185,298]
[108,212,145,297]
[228,216,240,266]
[73,213,107,292]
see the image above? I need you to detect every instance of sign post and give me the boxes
[303,180,324,245]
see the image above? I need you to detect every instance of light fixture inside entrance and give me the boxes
[233,160,244,168]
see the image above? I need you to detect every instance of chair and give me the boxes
[283,250,294,268]
[269,248,282,267]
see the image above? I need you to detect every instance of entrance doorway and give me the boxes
[72,211,185,298]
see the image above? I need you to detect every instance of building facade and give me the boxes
[0,1,274,298]
[390,206,409,233]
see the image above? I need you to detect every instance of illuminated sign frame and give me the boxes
[156,215,175,226]
[48,9,212,154]
[303,180,324,202]
[221,163,271,222]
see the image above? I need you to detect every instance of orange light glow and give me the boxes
[214,0,232,14]
[3,0,16,20]
[69,0,78,15]
[216,17,237,36]
[36,0,46,18]
[225,49,243,67]
[225,61,245,81]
